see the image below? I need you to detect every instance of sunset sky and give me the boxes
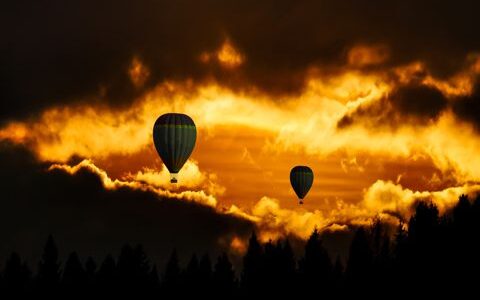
[1,0,480,262]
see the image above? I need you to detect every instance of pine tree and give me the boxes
[263,240,282,294]
[333,255,344,291]
[213,253,236,297]
[62,252,86,292]
[3,252,31,292]
[84,256,96,285]
[37,235,61,292]
[183,254,199,293]
[132,244,151,287]
[241,232,263,294]
[346,227,372,293]
[280,239,297,294]
[408,201,441,290]
[163,249,180,295]
[148,264,160,290]
[96,254,116,293]
[299,228,332,294]
[198,253,212,295]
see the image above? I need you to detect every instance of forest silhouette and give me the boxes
[2,194,479,298]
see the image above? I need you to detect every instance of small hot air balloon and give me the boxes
[153,113,197,183]
[290,166,314,204]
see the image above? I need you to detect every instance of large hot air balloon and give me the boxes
[153,113,197,183]
[290,166,314,204]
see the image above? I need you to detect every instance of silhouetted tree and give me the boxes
[148,264,160,291]
[61,252,86,292]
[116,243,135,292]
[182,254,199,296]
[299,228,332,295]
[133,244,151,286]
[241,232,264,295]
[453,194,471,227]
[409,201,439,242]
[96,254,116,294]
[332,256,344,292]
[280,240,296,280]
[408,201,441,291]
[213,253,236,297]
[198,253,212,295]
[116,244,151,294]
[263,239,296,296]
[163,249,180,295]
[346,228,372,294]
[262,240,277,293]
[3,252,31,293]
[370,221,393,293]
[37,235,61,293]
[84,256,96,285]
[472,194,480,284]
[450,194,475,289]
[4,194,480,296]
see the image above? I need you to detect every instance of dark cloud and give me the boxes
[338,84,448,128]
[0,141,254,268]
[452,84,480,130]
[2,0,480,122]
[337,79,480,131]
[390,85,448,119]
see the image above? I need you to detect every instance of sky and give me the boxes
[1,0,480,263]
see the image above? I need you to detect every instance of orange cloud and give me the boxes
[2,60,480,243]
[217,39,244,68]
[394,56,480,98]
[0,122,28,143]
[362,179,480,219]
[49,159,218,207]
[129,56,150,88]
[200,39,245,68]
[1,73,479,187]
[41,151,480,244]
[348,44,389,67]
[125,160,225,196]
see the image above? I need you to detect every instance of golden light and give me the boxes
[128,56,150,88]
[216,39,244,68]
[0,122,28,143]
[347,44,389,67]
[2,58,480,241]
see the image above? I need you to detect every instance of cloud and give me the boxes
[2,0,480,122]
[125,160,226,197]
[337,84,449,128]
[361,179,480,220]
[2,139,479,267]
[0,73,386,161]
[452,85,480,131]
[347,44,390,67]
[49,159,219,208]
[128,57,151,88]
[0,141,253,266]
[2,70,480,186]
[230,179,480,243]
[200,39,245,69]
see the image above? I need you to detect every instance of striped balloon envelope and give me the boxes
[290,166,314,204]
[153,113,197,183]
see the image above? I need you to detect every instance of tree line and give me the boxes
[2,194,480,298]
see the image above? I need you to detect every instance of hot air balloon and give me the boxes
[290,166,314,204]
[153,113,197,183]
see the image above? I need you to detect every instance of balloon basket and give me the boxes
[170,173,179,184]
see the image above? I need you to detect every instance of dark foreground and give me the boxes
[2,194,480,298]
